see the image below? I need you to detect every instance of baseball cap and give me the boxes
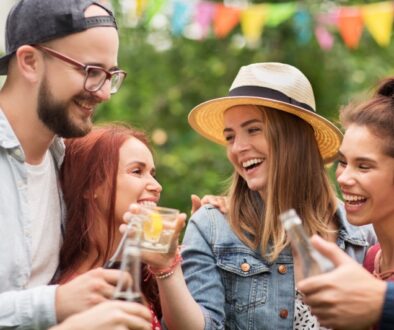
[0,0,117,75]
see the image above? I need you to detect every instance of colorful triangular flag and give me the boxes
[337,7,364,49]
[362,1,393,47]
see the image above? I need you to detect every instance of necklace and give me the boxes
[373,249,394,281]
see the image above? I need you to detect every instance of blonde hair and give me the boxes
[227,106,337,261]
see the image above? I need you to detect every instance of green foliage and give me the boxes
[95,0,394,213]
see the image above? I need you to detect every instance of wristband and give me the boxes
[147,248,183,280]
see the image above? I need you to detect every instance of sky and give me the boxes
[1,0,16,54]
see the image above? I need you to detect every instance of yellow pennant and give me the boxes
[136,0,148,17]
[241,4,268,46]
[362,1,393,47]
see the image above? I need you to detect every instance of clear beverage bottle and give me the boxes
[104,221,135,270]
[112,233,143,303]
[279,209,334,279]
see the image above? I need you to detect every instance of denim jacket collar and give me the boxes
[336,200,371,247]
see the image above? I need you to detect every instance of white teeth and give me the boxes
[343,194,366,202]
[138,201,157,207]
[75,100,93,110]
[242,158,263,168]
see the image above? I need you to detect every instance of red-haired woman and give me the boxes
[54,123,186,329]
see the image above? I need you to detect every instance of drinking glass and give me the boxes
[133,205,179,253]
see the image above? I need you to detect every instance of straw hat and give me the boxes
[188,62,342,163]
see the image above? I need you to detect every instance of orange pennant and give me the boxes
[338,7,364,49]
[214,4,241,38]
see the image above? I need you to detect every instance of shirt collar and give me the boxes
[336,200,375,247]
[0,109,65,168]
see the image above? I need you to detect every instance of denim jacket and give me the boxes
[181,203,376,330]
[0,110,66,329]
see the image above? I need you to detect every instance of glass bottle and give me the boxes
[112,236,143,303]
[104,221,135,270]
[279,208,334,279]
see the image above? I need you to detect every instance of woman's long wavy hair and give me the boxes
[227,106,338,262]
[56,123,160,316]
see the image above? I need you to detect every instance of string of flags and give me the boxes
[111,0,394,50]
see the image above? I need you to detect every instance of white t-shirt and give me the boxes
[26,151,62,287]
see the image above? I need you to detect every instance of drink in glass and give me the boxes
[135,205,179,253]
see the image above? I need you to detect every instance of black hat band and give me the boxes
[229,85,315,113]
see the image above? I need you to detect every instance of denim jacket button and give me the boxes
[240,262,250,272]
[278,264,287,274]
[279,309,289,318]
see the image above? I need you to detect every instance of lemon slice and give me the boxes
[143,212,163,242]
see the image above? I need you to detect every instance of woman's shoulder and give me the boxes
[188,204,228,227]
[363,243,381,273]
[184,204,239,244]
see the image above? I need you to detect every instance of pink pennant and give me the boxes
[315,25,334,51]
[195,1,217,39]
[316,8,339,26]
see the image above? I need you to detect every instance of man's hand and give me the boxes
[51,301,152,330]
[298,235,387,330]
[56,268,122,322]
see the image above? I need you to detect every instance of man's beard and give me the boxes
[37,78,95,138]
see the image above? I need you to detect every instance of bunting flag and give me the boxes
[121,0,394,50]
[315,10,338,51]
[338,7,364,49]
[136,0,148,16]
[171,0,192,35]
[144,0,166,24]
[294,9,312,45]
[265,2,297,27]
[316,9,339,26]
[362,1,394,46]
[194,1,216,39]
[240,4,268,45]
[315,25,334,51]
[213,4,240,38]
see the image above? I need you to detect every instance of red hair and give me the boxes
[56,123,160,315]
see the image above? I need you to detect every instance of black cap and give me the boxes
[0,0,117,75]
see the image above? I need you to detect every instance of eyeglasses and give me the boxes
[32,45,127,94]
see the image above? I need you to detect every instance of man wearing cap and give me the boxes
[0,1,150,329]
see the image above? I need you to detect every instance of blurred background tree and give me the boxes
[2,0,393,213]
[99,0,394,213]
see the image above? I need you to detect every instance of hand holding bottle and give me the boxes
[50,301,152,330]
[280,209,334,279]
